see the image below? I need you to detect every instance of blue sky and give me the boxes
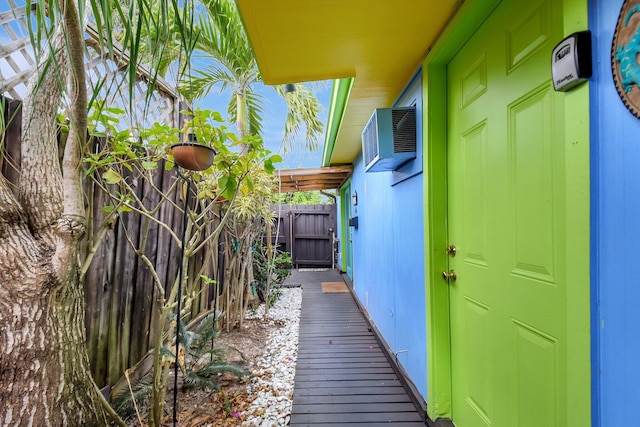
[198,82,331,170]
[0,0,331,170]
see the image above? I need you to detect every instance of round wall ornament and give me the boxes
[612,0,640,118]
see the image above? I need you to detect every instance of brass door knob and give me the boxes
[442,270,457,282]
[446,245,457,257]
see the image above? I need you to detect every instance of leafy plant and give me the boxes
[112,375,153,421]
[80,106,279,424]
[273,190,334,205]
[273,252,294,278]
[111,313,249,422]
[253,236,293,305]
[172,313,250,391]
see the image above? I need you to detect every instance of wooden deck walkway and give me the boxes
[286,269,426,426]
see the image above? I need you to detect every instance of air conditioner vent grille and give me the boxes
[392,108,417,153]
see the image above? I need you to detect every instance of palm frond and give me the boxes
[111,374,153,420]
[196,363,250,380]
[186,314,222,358]
[170,312,251,391]
[276,84,324,152]
[196,0,255,71]
[182,370,220,391]
[179,65,236,100]
[202,343,247,362]
[159,346,176,360]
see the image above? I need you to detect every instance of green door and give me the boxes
[446,0,587,426]
[342,183,354,279]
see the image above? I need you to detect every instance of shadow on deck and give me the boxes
[284,269,427,427]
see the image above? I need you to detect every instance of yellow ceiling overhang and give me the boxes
[236,0,459,165]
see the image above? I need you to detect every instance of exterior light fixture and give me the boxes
[283,83,297,93]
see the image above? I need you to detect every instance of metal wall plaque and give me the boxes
[612,0,640,118]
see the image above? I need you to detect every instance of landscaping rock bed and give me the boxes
[241,287,302,426]
[163,286,302,426]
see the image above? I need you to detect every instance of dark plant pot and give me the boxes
[171,143,215,171]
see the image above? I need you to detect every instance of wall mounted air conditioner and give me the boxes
[361,106,417,172]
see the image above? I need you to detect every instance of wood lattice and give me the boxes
[0,0,179,130]
[0,0,36,100]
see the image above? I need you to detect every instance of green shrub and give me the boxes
[175,313,250,390]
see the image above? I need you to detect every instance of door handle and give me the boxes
[442,270,457,283]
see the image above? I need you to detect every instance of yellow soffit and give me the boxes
[236,0,460,165]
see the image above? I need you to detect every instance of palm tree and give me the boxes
[182,0,324,152]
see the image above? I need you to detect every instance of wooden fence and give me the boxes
[271,204,337,268]
[0,0,219,389]
[2,98,223,388]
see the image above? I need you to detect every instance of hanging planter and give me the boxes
[171,134,215,171]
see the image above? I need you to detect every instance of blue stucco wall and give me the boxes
[590,0,640,425]
[347,73,427,399]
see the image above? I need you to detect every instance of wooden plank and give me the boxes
[292,402,418,414]
[299,331,375,338]
[298,334,378,341]
[129,167,162,364]
[298,345,382,352]
[85,169,117,386]
[299,327,371,333]
[289,423,426,427]
[298,362,389,369]
[302,312,364,317]
[293,393,413,405]
[299,328,371,334]
[296,354,389,362]
[294,378,404,387]
[148,164,176,351]
[296,346,382,352]
[1,97,22,189]
[291,411,423,423]
[296,367,395,375]
[109,170,141,381]
[298,357,389,369]
[300,321,370,326]
[291,270,424,426]
[294,234,331,239]
[294,259,332,266]
[292,386,410,396]
[297,339,380,345]
[295,373,399,382]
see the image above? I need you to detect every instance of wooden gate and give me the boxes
[271,204,336,268]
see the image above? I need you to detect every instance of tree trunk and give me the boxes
[0,0,112,424]
[237,91,250,155]
[0,181,109,426]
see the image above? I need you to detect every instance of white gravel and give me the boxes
[241,287,302,426]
